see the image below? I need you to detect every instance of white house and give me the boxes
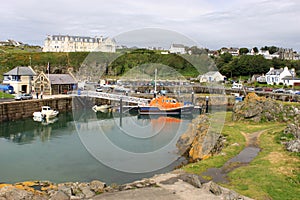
[3,66,36,93]
[169,44,186,54]
[43,35,116,52]
[282,76,300,86]
[265,67,295,85]
[257,50,280,60]
[220,47,239,56]
[198,71,225,83]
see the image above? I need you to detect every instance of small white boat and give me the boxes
[33,106,59,119]
[92,104,112,113]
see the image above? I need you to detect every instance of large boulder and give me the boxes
[176,115,223,162]
[233,93,283,122]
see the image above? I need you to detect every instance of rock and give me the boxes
[57,185,72,197]
[208,181,222,196]
[90,180,106,193]
[0,186,33,200]
[224,190,240,200]
[80,187,95,198]
[49,191,69,200]
[179,174,202,188]
[176,115,223,162]
[285,139,300,153]
[284,124,300,139]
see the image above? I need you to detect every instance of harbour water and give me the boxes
[0,110,193,184]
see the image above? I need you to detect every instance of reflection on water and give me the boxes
[0,110,193,184]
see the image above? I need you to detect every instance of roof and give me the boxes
[171,44,185,48]
[47,35,114,43]
[4,66,36,76]
[282,76,300,80]
[202,71,222,76]
[266,68,283,75]
[49,74,77,84]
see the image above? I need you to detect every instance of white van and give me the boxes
[232,83,243,89]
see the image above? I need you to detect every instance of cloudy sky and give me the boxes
[1,0,300,51]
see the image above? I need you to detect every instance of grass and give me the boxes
[183,112,299,200]
[224,129,300,200]
[0,91,14,98]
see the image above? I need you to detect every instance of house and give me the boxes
[169,44,186,54]
[3,66,36,94]
[257,75,266,83]
[265,67,295,85]
[251,74,261,83]
[257,50,280,60]
[43,35,116,52]
[33,72,78,95]
[198,71,225,83]
[220,47,239,56]
[282,76,300,86]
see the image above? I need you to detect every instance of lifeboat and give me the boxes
[138,96,194,115]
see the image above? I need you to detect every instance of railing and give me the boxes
[71,90,150,104]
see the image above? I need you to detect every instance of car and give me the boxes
[96,87,103,92]
[273,88,285,93]
[14,93,33,101]
[263,88,273,92]
[254,87,264,91]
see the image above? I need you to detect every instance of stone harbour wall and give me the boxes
[0,97,73,122]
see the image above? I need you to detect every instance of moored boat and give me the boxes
[92,104,112,113]
[33,106,59,119]
[138,96,194,115]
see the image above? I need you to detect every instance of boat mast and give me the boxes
[154,68,157,94]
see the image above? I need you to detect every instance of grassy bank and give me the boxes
[0,92,14,98]
[183,112,299,200]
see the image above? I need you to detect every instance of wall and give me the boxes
[0,97,72,122]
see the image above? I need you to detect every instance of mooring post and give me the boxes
[191,91,194,105]
[120,98,123,127]
[205,96,209,113]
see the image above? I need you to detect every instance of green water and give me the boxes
[0,110,192,184]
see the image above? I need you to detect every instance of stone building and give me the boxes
[33,72,78,95]
[42,35,116,52]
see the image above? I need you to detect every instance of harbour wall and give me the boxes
[0,98,73,122]
[0,97,112,122]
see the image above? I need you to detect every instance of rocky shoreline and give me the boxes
[0,170,252,200]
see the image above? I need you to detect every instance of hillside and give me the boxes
[0,48,213,80]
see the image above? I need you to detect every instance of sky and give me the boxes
[1,0,300,51]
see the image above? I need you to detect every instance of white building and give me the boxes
[220,47,239,56]
[265,67,295,85]
[257,50,280,60]
[43,35,116,52]
[169,44,186,54]
[3,66,36,94]
[198,71,225,83]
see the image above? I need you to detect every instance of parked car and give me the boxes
[14,93,33,101]
[263,88,273,92]
[273,88,285,93]
[254,87,264,91]
[232,83,243,89]
[96,87,103,92]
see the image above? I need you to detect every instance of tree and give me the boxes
[253,47,259,53]
[239,48,249,55]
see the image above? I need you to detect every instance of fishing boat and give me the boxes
[33,106,59,119]
[138,96,194,115]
